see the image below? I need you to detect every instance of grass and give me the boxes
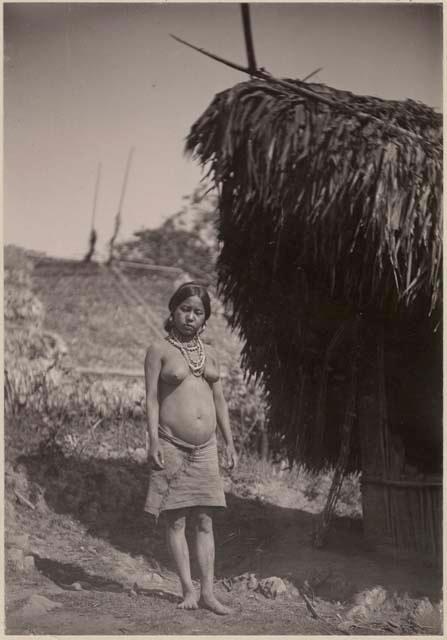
[31,262,161,370]
[31,259,242,371]
[228,454,362,519]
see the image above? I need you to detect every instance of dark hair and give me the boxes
[164,282,211,332]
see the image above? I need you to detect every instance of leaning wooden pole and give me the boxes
[117,147,135,216]
[313,317,361,548]
[240,4,257,74]
[91,162,102,232]
[107,147,135,265]
[84,162,102,263]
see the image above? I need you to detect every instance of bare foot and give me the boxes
[199,593,233,615]
[177,591,199,610]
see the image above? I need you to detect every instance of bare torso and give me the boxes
[158,340,220,445]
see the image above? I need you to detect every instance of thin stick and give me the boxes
[91,162,102,231]
[171,33,261,76]
[302,67,323,82]
[14,490,35,510]
[299,589,319,619]
[240,4,257,74]
[117,147,135,215]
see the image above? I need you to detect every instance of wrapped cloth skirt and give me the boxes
[144,426,226,520]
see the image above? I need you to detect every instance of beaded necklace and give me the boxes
[167,328,206,377]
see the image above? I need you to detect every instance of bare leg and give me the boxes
[195,509,232,615]
[165,509,198,610]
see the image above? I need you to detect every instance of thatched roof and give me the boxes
[186,77,442,471]
[187,78,442,316]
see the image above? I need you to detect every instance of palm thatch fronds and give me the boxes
[186,78,442,471]
[187,79,442,316]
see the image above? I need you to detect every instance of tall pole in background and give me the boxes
[107,147,135,265]
[240,4,257,75]
[84,162,101,263]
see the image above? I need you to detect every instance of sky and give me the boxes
[4,2,443,259]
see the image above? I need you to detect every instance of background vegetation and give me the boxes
[5,193,362,531]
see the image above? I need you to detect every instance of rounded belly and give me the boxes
[159,377,216,445]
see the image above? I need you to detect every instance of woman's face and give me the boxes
[172,295,206,337]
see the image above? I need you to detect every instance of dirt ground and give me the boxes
[6,576,328,635]
[5,473,443,636]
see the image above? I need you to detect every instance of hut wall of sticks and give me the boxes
[186,70,442,560]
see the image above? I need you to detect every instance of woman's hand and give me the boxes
[147,444,165,470]
[225,444,238,471]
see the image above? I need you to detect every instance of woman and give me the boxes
[144,282,238,615]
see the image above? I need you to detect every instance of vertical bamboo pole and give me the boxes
[84,162,101,262]
[240,4,257,75]
[91,162,102,232]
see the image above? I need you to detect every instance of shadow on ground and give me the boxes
[33,555,124,592]
[19,448,442,604]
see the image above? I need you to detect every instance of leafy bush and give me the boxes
[117,187,218,285]
[221,366,267,456]
[5,248,68,418]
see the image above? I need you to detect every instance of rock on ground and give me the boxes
[258,577,287,599]
[7,548,24,572]
[20,594,63,618]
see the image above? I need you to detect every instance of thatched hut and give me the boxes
[186,76,442,560]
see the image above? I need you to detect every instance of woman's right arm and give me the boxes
[144,343,164,469]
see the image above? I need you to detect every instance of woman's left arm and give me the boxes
[213,378,238,470]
